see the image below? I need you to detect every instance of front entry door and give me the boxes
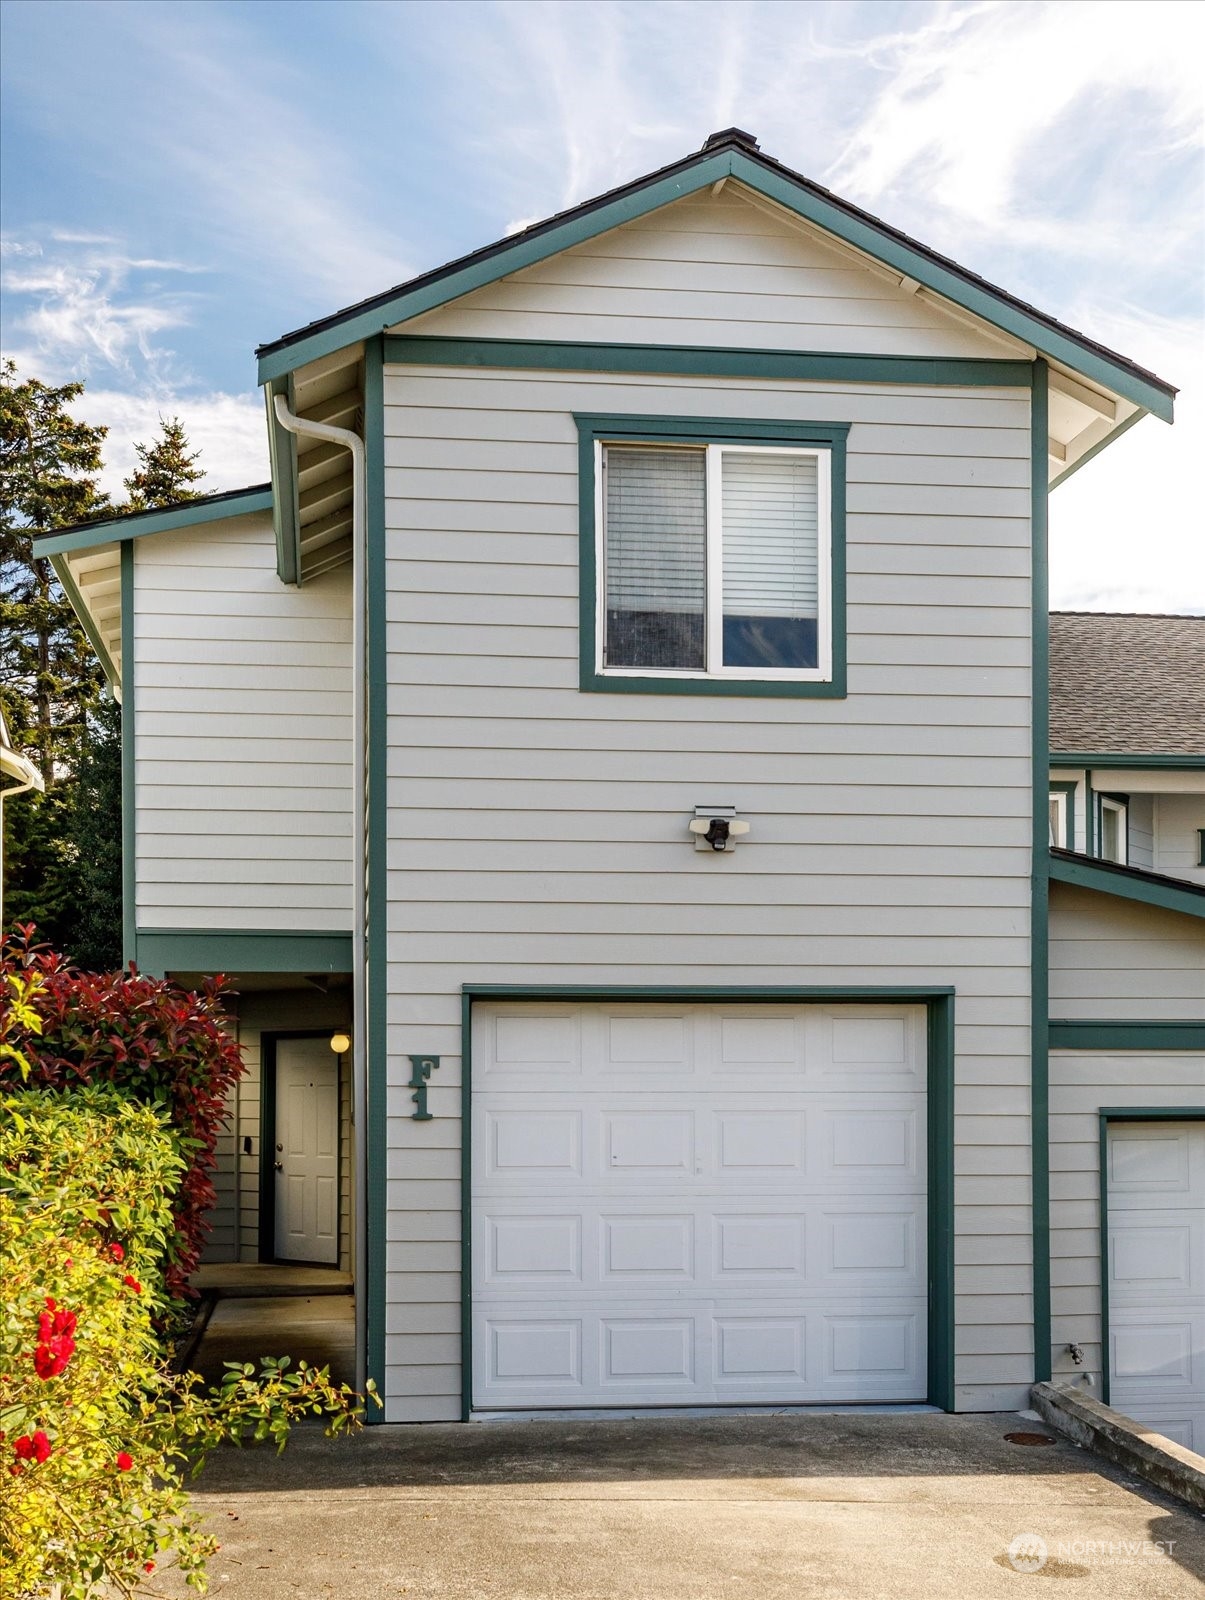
[274,1038,339,1264]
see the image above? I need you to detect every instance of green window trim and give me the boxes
[1197,828,1205,869]
[574,414,848,699]
[1097,1108,1205,1407]
[459,984,956,1419]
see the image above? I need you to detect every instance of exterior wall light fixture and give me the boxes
[330,1032,351,1055]
[689,805,750,853]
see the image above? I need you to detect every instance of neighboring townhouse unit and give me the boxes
[39,130,1203,1436]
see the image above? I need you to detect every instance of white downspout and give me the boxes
[272,394,368,1400]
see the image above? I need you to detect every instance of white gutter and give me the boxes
[272,394,368,1401]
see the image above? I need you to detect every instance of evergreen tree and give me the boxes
[1,361,111,950]
[123,415,203,510]
[66,693,124,969]
[0,359,111,786]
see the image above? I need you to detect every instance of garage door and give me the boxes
[1107,1120,1205,1452]
[471,1001,928,1410]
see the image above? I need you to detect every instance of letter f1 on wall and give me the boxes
[408,1055,440,1120]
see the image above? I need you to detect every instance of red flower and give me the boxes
[144,1562,156,1574]
[13,1431,52,1464]
[109,1243,125,1263]
[122,1275,142,1294]
[116,1451,133,1472]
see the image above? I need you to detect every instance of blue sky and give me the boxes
[2,0,1202,610]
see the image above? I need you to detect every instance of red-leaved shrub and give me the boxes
[1,926,244,1299]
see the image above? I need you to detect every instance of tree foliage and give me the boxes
[1,927,245,1300]
[0,358,110,784]
[1,365,205,957]
[123,416,203,511]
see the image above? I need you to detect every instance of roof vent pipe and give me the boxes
[272,393,368,1404]
[701,127,760,152]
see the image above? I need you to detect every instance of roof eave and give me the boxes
[253,142,1176,423]
[1050,847,1205,921]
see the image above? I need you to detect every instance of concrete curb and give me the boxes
[1031,1381,1205,1512]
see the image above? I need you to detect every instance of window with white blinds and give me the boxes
[600,441,829,679]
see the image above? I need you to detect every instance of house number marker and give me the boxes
[407,1055,440,1120]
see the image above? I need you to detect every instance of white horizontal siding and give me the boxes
[1155,793,1205,887]
[1048,1054,1205,1387]
[381,363,1034,1421]
[133,513,353,931]
[1050,882,1205,1020]
[400,186,1031,361]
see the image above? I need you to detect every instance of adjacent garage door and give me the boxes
[471,1001,928,1410]
[1107,1120,1205,1452]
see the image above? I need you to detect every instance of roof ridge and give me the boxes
[1051,611,1205,620]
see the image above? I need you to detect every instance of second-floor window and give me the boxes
[598,439,833,685]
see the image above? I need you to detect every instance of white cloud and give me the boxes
[79,388,267,500]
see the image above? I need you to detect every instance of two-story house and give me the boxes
[39,131,1203,1440]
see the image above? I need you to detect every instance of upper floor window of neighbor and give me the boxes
[1049,790,1070,849]
[599,442,832,684]
[1098,795,1128,865]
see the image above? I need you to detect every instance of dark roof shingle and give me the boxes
[1050,612,1205,757]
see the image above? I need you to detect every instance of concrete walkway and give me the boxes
[165,1412,1204,1597]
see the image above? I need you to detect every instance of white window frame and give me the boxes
[1098,795,1128,865]
[595,440,833,684]
[1049,790,1069,849]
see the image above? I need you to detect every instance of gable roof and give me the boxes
[254,127,1176,424]
[1050,612,1205,760]
[1050,846,1205,922]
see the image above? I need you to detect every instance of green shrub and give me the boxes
[0,1088,371,1597]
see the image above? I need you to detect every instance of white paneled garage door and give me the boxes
[1107,1120,1205,1452]
[471,1001,928,1410]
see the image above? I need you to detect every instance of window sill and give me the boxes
[581,668,848,699]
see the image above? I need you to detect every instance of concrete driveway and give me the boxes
[176,1412,1204,1598]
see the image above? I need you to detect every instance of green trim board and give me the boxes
[574,414,848,699]
[37,485,274,557]
[363,337,390,1420]
[459,984,958,1419]
[1049,780,1077,853]
[383,336,1032,389]
[1097,1107,1205,1407]
[1198,829,1205,869]
[1029,360,1052,1386]
[121,542,136,969]
[1049,849,1205,922]
[257,1030,347,1265]
[265,379,299,586]
[50,553,119,688]
[134,929,353,976]
[1051,1021,1205,1050]
[256,139,1175,424]
[1050,754,1205,771]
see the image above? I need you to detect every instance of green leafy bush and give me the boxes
[1,926,246,1299]
[0,1087,370,1597]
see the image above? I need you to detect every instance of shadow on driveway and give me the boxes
[179,1412,1205,1599]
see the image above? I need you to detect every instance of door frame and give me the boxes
[458,984,956,1419]
[1097,1106,1205,1406]
[259,1029,345,1266]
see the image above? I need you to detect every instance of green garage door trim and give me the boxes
[459,985,956,1420]
[1097,1108,1205,1408]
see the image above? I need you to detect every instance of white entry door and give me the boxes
[274,1038,339,1265]
[471,1001,928,1410]
[1107,1120,1205,1451]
